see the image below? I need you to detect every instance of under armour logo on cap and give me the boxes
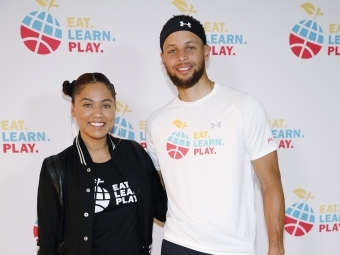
[180,21,191,27]
[160,15,207,50]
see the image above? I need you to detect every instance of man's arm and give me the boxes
[252,150,285,255]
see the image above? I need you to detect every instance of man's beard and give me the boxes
[166,61,205,89]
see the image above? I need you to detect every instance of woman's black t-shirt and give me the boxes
[91,159,142,255]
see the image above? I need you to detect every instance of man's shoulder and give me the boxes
[147,96,177,124]
[215,83,260,108]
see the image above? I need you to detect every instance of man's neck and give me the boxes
[177,75,214,102]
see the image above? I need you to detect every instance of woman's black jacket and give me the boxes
[37,134,167,255]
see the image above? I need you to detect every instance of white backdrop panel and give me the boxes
[0,1,339,254]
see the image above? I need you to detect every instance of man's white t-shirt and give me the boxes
[146,83,277,255]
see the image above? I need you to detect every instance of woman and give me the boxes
[37,72,167,255]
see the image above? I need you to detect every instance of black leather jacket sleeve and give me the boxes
[36,158,60,255]
[141,146,168,222]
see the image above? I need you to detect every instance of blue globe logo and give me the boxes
[111,117,135,140]
[166,131,190,159]
[285,202,315,236]
[289,3,325,59]
[167,120,190,159]
[289,19,324,59]
[20,11,62,54]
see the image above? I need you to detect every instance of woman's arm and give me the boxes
[149,166,167,222]
[136,144,168,222]
[36,159,61,255]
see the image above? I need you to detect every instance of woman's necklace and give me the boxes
[109,135,121,151]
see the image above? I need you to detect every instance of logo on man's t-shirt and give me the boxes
[166,119,224,159]
[166,120,190,159]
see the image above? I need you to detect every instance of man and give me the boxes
[146,15,284,255]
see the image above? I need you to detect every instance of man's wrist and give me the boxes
[268,244,284,255]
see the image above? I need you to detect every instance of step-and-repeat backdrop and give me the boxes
[1,0,339,254]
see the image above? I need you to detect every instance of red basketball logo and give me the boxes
[284,189,315,236]
[20,1,62,54]
[33,220,38,242]
[289,3,324,59]
[166,120,190,159]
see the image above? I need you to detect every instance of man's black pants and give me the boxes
[161,240,212,255]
